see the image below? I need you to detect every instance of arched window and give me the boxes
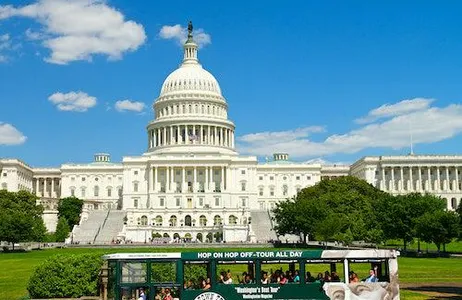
[155,215,163,226]
[107,187,112,197]
[282,185,288,196]
[258,186,264,196]
[141,215,148,226]
[70,186,75,197]
[163,233,170,238]
[81,187,86,198]
[173,233,180,240]
[185,215,192,226]
[229,215,237,225]
[269,186,275,197]
[169,215,177,227]
[196,233,203,242]
[214,215,222,225]
[94,185,99,197]
[199,215,207,226]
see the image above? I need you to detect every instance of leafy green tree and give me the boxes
[58,197,84,229]
[0,190,44,248]
[416,210,460,252]
[55,216,70,242]
[273,176,387,244]
[378,193,446,250]
[31,217,47,242]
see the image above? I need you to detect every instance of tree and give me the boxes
[273,176,387,244]
[0,190,44,248]
[416,211,460,252]
[55,216,70,242]
[58,197,84,229]
[378,193,446,251]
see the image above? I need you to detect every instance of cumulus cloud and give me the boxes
[0,123,27,145]
[48,91,97,112]
[0,0,147,64]
[159,24,211,48]
[0,33,11,62]
[238,98,462,159]
[115,99,145,112]
[355,97,434,124]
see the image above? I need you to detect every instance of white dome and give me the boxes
[160,64,222,96]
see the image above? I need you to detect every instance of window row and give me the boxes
[156,103,226,118]
[70,186,122,198]
[258,175,312,181]
[135,214,239,226]
[258,185,301,196]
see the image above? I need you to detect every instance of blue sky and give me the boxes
[1,0,462,166]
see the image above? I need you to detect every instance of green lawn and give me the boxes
[384,239,462,252]
[1,247,462,299]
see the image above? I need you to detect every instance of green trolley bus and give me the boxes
[102,249,399,300]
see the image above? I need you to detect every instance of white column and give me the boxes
[200,125,204,144]
[224,129,228,147]
[163,127,167,146]
[204,167,210,192]
[34,178,38,196]
[381,168,386,190]
[220,128,223,146]
[51,178,55,198]
[224,167,227,190]
[437,167,441,190]
[210,167,214,192]
[193,167,197,192]
[220,167,225,192]
[165,167,170,192]
[192,125,196,144]
[427,167,431,190]
[445,167,450,191]
[182,167,186,193]
[153,167,157,192]
[400,167,404,191]
[231,131,235,148]
[456,167,460,191]
[149,166,153,192]
[417,166,422,191]
[391,168,395,191]
[409,166,413,191]
[207,125,211,145]
[170,126,173,145]
[214,127,218,145]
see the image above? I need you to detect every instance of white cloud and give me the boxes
[115,99,145,112]
[48,91,97,112]
[159,24,211,48]
[0,123,27,145]
[238,98,462,159]
[0,33,11,62]
[355,97,434,124]
[0,0,147,64]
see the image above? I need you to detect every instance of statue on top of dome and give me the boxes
[188,21,193,36]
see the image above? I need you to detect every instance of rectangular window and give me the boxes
[184,262,210,289]
[134,199,138,208]
[94,188,99,197]
[216,262,255,285]
[134,170,138,175]
[176,197,180,206]
[2,173,6,177]
[71,177,75,181]
[259,176,263,180]
[259,188,263,196]
[241,182,246,191]
[151,262,176,283]
[296,176,300,180]
[160,198,165,206]
[82,177,86,182]
[270,188,274,196]
[215,197,220,206]
[270,176,274,180]
[307,176,311,180]
[262,260,301,284]
[70,189,75,196]
[241,170,246,175]
[134,182,139,192]
[107,189,112,197]
[241,198,246,207]
[81,188,86,198]
[199,198,204,206]
[121,262,146,283]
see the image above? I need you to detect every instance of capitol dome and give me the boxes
[146,22,236,156]
[160,63,222,96]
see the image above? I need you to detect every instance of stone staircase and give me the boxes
[94,210,126,244]
[71,211,107,244]
[250,210,278,242]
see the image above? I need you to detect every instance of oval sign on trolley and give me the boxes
[194,291,226,300]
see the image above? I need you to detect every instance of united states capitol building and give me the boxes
[1,27,461,244]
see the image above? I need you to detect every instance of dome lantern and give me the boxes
[182,21,199,65]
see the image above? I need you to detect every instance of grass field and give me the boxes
[1,247,462,300]
[384,239,462,253]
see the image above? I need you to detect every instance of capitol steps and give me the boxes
[94,210,126,244]
[71,211,107,244]
[250,210,278,243]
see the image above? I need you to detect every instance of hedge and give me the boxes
[27,253,103,299]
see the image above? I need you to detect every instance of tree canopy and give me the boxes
[58,196,84,230]
[0,190,46,247]
[273,176,460,251]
